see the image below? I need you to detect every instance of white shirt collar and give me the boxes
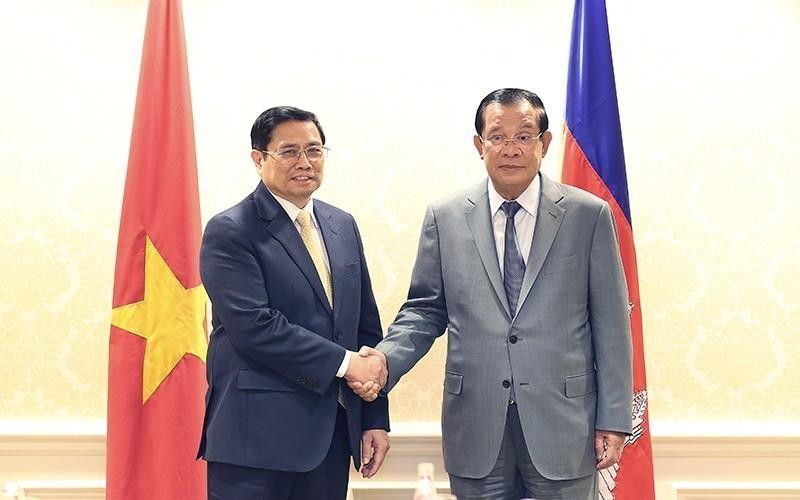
[487,174,541,217]
[267,188,317,227]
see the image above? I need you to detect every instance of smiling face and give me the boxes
[251,120,324,208]
[473,101,552,200]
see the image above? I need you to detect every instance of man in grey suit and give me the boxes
[352,89,633,499]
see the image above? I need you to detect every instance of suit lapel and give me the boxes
[516,174,565,317]
[254,183,333,315]
[466,183,512,319]
[314,203,344,321]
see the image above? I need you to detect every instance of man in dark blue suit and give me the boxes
[198,106,390,500]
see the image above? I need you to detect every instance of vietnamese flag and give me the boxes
[107,0,207,498]
[561,0,655,498]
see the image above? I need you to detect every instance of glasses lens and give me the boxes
[305,147,324,161]
[488,134,541,149]
[486,135,505,146]
[275,148,300,161]
[515,134,533,145]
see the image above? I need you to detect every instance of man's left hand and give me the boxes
[360,429,390,478]
[595,430,625,470]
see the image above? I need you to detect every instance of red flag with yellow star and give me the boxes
[107,0,207,498]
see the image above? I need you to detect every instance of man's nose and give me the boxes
[501,143,522,157]
[296,152,313,168]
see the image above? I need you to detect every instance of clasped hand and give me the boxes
[595,430,626,470]
[344,346,387,402]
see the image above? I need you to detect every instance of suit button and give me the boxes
[335,330,343,340]
[502,380,511,388]
[509,335,518,344]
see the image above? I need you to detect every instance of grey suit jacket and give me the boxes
[377,173,632,480]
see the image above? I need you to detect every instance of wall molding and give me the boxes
[654,435,800,458]
[0,434,104,458]
[1,420,799,500]
[672,482,800,500]
[11,481,105,500]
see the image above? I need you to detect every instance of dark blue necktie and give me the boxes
[501,201,525,316]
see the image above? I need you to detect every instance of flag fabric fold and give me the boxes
[107,0,207,498]
[561,1,655,498]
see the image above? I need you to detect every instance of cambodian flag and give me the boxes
[561,1,655,498]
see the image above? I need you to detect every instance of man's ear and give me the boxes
[473,135,485,158]
[540,131,553,157]
[251,149,263,168]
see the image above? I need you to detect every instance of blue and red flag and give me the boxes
[561,1,655,498]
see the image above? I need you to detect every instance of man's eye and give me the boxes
[489,135,506,144]
[516,134,532,142]
[278,149,300,158]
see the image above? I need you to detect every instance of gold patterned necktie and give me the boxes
[297,210,343,406]
[296,210,333,307]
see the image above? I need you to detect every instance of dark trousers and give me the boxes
[208,406,351,500]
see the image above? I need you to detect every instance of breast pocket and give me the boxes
[341,261,360,276]
[544,254,578,275]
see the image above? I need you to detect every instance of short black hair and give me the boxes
[474,88,549,137]
[250,106,326,150]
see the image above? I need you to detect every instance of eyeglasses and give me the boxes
[481,131,544,149]
[260,145,329,163]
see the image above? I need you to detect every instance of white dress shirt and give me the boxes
[267,190,352,378]
[487,175,540,276]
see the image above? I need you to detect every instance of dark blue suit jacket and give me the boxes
[197,182,389,472]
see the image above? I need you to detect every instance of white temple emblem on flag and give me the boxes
[599,390,648,499]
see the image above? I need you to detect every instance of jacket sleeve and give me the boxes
[200,213,345,396]
[589,202,633,434]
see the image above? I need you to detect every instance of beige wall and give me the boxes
[0,0,798,427]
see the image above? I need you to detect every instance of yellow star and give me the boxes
[111,236,207,403]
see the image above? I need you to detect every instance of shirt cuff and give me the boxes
[336,350,352,378]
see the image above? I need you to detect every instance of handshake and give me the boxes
[344,346,387,402]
